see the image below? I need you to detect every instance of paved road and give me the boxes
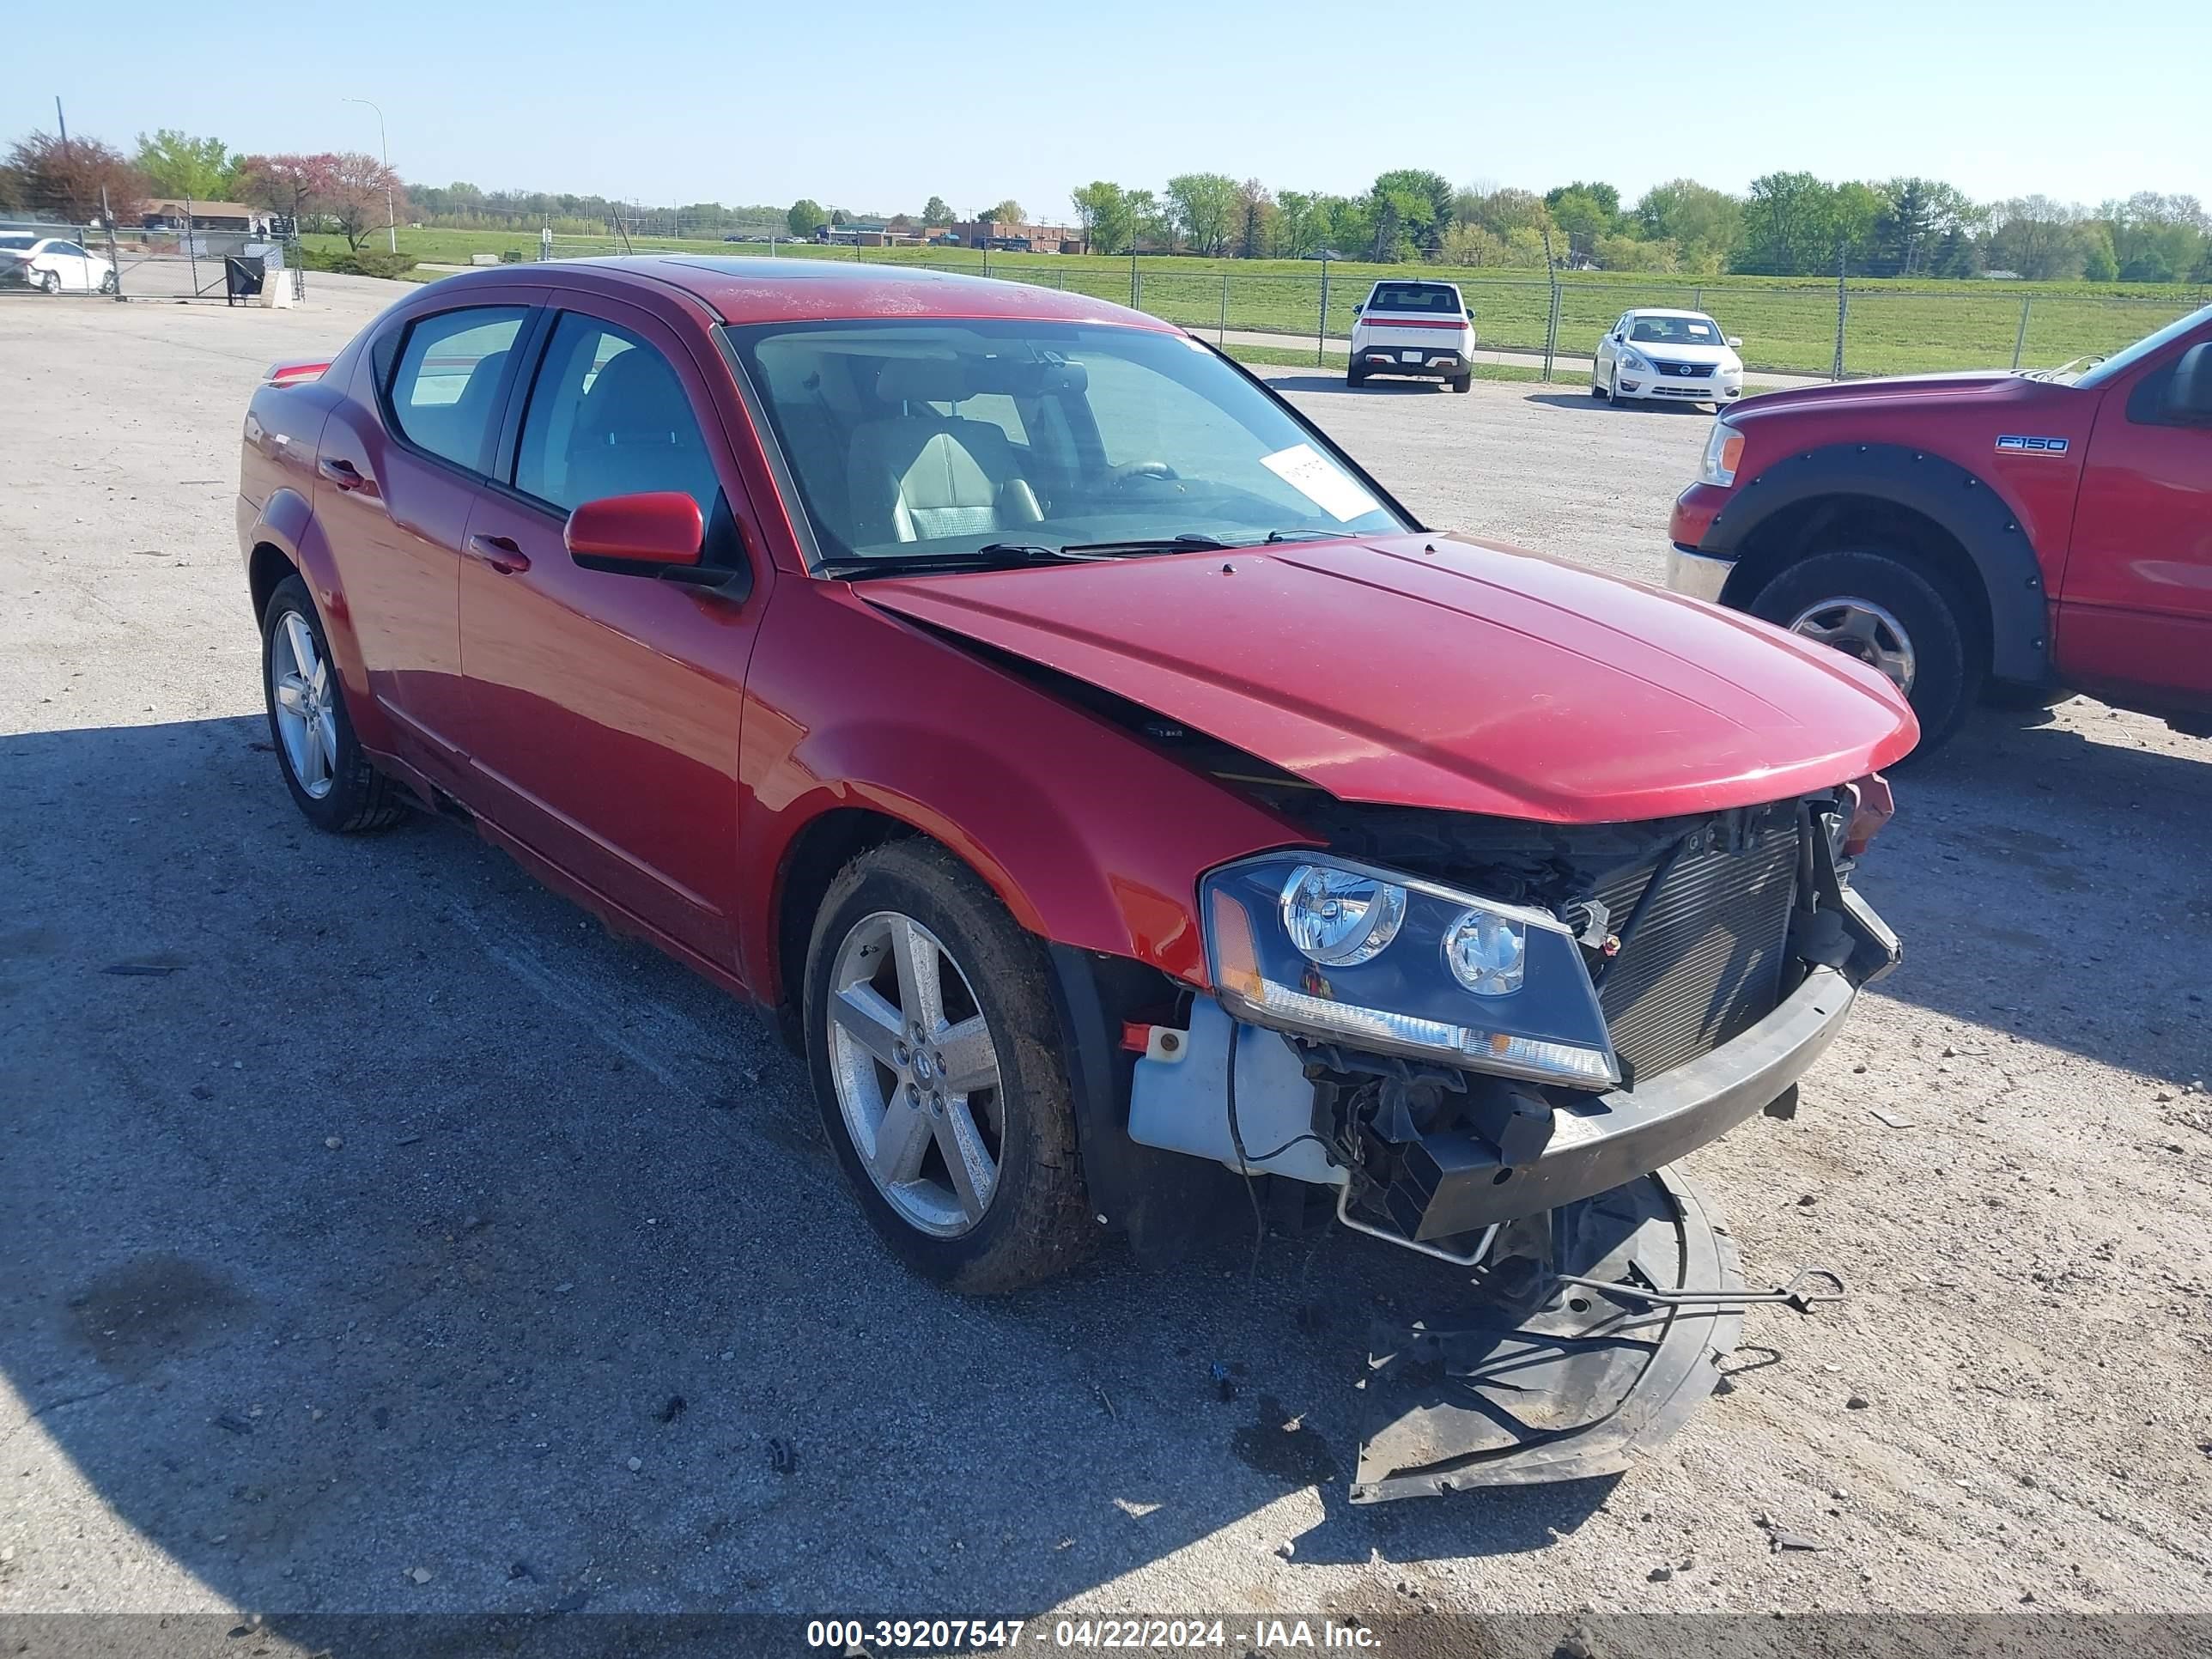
[2,277,2209,1640]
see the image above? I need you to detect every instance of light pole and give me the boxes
[342,96,396,255]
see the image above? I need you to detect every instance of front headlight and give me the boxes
[1620,348,1653,374]
[1698,418,1745,486]
[1202,854,1619,1089]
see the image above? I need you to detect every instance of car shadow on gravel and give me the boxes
[2,715,1610,1624]
[1266,374,1455,397]
[1846,707,2212,1086]
[1520,392,1717,416]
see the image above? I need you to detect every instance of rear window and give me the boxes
[1367,283,1461,314]
[386,306,528,475]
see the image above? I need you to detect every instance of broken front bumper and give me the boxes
[1129,887,1900,1237]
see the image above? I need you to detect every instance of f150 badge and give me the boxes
[1996,434,2069,455]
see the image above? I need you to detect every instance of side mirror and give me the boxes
[1463,306,1474,319]
[1352,301,1364,314]
[2165,343,2212,424]
[565,491,704,572]
[1725,336,1744,349]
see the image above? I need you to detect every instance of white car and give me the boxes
[1348,279,1476,392]
[0,232,118,295]
[1592,308,1742,407]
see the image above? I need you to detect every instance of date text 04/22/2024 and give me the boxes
[804,1619,1385,1650]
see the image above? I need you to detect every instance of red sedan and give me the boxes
[238,258,1911,1485]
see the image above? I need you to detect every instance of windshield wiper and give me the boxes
[817,543,1096,580]
[1058,533,1233,556]
[1260,528,1349,544]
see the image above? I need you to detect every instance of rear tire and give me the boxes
[1748,550,1981,755]
[804,840,1093,1295]
[1346,364,1368,387]
[40,270,61,295]
[1451,373,1473,393]
[260,574,410,832]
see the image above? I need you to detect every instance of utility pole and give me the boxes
[343,97,397,254]
[55,95,70,149]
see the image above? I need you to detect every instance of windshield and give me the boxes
[1366,283,1461,314]
[2068,303,2212,390]
[724,319,1412,573]
[1628,314,1722,346]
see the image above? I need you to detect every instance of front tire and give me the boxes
[804,840,1092,1295]
[1748,550,1981,754]
[99,270,118,295]
[260,574,409,832]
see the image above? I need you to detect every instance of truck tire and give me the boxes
[1451,372,1473,393]
[804,840,1093,1295]
[1748,550,1982,754]
[1346,363,1368,387]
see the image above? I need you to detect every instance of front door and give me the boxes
[458,300,769,968]
[314,299,536,784]
[2057,323,2212,708]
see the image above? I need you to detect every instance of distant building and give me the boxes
[814,217,927,248]
[142,199,270,234]
[950,220,1085,254]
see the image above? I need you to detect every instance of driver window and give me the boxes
[514,313,721,520]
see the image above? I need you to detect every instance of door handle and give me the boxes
[318,457,372,491]
[465,532,531,575]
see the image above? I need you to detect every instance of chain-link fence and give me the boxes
[2,213,306,305]
[544,238,2197,383]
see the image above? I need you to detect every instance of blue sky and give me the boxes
[11,1,2209,216]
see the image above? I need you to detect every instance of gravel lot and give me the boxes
[3,278,2209,1639]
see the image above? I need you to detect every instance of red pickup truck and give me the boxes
[1668,302,2212,750]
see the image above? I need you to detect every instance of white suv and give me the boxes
[1348,280,1476,392]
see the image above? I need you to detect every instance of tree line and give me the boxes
[9,122,2206,285]
[0,128,404,252]
[1054,172,2211,283]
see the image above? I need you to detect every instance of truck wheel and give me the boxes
[1346,364,1368,387]
[1748,550,1982,752]
[1450,372,1473,393]
[260,574,410,832]
[804,840,1092,1295]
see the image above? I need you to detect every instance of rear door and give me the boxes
[313,294,538,783]
[2057,320,2212,708]
[457,296,769,966]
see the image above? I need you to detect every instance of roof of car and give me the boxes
[539,255,1178,331]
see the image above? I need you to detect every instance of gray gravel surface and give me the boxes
[2,280,2209,1626]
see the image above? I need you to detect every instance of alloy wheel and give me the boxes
[825,909,1005,1238]
[1788,595,1917,695]
[269,609,338,799]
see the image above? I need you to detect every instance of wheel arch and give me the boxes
[240,487,388,751]
[1706,444,2051,685]
[762,799,1239,1256]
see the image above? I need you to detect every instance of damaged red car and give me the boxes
[237,259,1915,1496]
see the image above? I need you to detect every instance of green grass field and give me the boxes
[304,228,2208,380]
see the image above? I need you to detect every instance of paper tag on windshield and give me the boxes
[1260,443,1380,523]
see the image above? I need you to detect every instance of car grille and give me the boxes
[1653,360,1710,378]
[1590,818,1800,1082]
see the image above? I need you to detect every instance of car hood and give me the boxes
[859,533,1917,823]
[1626,341,1735,365]
[1735,369,2027,416]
